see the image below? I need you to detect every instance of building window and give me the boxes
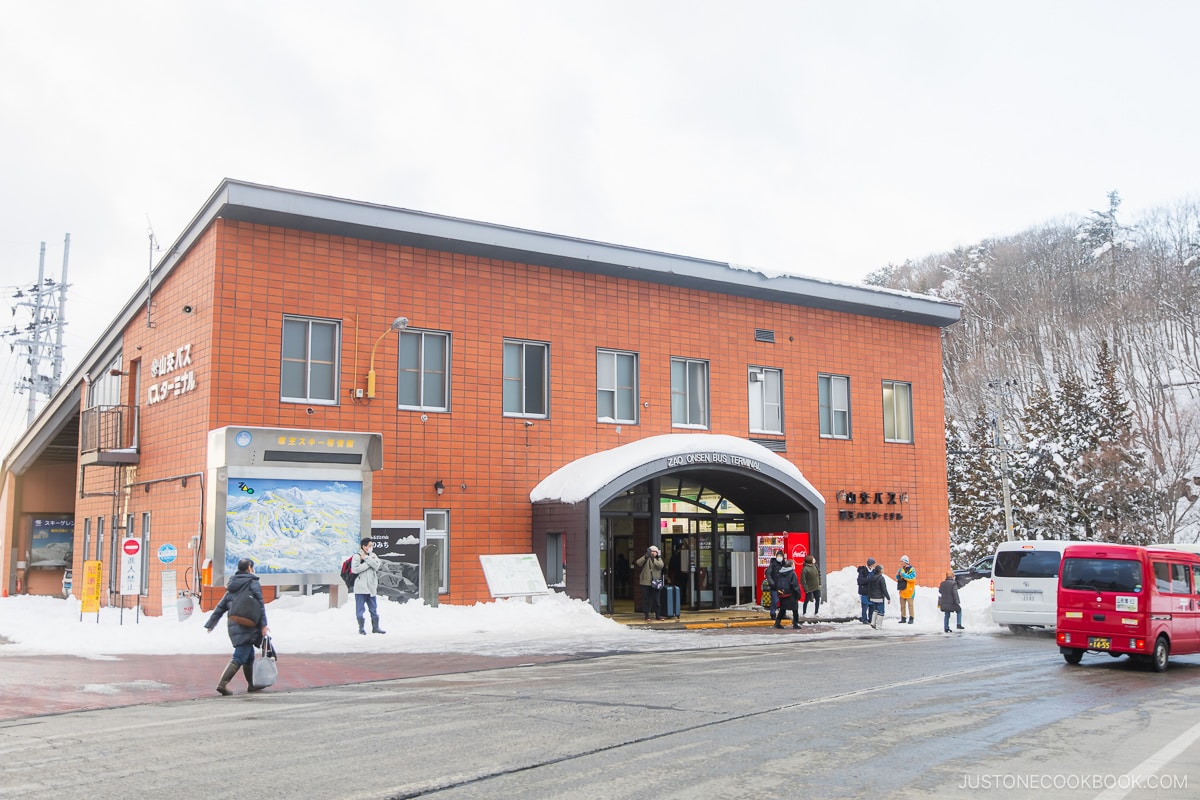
[398,329,450,411]
[883,380,913,443]
[748,367,783,434]
[597,349,638,424]
[88,355,123,408]
[671,358,709,428]
[281,316,340,404]
[503,339,548,417]
[546,532,565,586]
[819,374,851,439]
[425,510,449,594]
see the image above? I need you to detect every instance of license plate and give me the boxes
[1018,593,1038,602]
[1089,637,1111,650]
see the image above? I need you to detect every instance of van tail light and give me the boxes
[1058,632,1070,644]
[990,579,995,602]
[1133,638,1145,650]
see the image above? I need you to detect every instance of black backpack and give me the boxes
[228,585,261,624]
[340,556,357,590]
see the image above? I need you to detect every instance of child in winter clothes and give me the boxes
[896,555,917,624]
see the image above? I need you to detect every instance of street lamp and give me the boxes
[367,316,408,399]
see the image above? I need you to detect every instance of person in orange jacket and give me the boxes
[896,555,917,624]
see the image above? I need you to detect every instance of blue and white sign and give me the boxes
[158,543,178,564]
[235,430,253,447]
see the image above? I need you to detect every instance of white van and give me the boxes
[990,539,1073,630]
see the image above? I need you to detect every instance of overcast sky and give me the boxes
[3,1,1200,455]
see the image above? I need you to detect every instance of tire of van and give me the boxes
[1152,636,1170,673]
[1062,648,1083,665]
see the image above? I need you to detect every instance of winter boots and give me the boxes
[358,619,366,635]
[371,615,386,634]
[216,660,239,695]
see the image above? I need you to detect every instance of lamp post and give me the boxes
[367,316,408,399]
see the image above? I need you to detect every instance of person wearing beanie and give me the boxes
[773,559,802,629]
[857,557,877,624]
[635,545,666,621]
[896,555,917,624]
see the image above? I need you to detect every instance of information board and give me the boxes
[479,554,550,598]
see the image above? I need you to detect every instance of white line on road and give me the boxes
[1093,717,1200,800]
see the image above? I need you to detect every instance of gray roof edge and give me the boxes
[218,180,961,328]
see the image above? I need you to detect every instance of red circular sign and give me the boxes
[122,539,141,556]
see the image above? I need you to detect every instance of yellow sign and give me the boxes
[81,560,103,614]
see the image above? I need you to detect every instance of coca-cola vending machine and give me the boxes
[756,532,811,601]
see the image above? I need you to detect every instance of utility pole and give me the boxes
[4,236,70,427]
[988,378,1019,541]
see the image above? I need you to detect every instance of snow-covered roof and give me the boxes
[530,434,822,505]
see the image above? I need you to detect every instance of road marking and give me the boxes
[1093,717,1200,800]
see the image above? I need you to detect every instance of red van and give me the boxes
[1056,543,1200,672]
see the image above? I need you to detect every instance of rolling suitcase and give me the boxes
[662,584,681,619]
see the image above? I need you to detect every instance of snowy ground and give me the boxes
[0,567,1003,659]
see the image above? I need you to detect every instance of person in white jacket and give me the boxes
[351,538,387,635]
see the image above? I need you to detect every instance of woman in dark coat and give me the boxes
[938,570,964,632]
[773,560,802,629]
[204,558,270,695]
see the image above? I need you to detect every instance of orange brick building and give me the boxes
[1,179,959,616]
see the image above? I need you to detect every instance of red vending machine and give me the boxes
[756,532,811,603]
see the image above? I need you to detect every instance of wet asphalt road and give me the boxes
[1,629,1198,800]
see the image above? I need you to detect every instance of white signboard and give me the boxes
[479,554,551,598]
[161,570,177,616]
[120,537,143,596]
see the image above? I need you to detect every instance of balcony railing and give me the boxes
[79,404,140,466]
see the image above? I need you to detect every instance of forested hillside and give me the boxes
[865,193,1200,564]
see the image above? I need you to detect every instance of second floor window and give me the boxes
[748,367,783,434]
[503,339,548,417]
[883,380,913,443]
[597,349,638,424]
[398,330,450,411]
[819,374,851,438]
[281,316,339,404]
[671,357,709,428]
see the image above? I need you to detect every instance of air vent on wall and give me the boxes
[749,437,787,453]
[754,329,775,343]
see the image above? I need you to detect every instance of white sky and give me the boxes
[0,567,994,657]
[3,1,1200,455]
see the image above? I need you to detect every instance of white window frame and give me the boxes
[503,339,548,417]
[883,379,914,443]
[671,357,710,428]
[819,374,852,439]
[597,349,639,424]
[748,366,783,434]
[424,509,449,594]
[398,329,450,412]
[281,316,340,404]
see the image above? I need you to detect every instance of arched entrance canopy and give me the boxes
[531,434,825,611]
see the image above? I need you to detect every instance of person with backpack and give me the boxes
[352,537,386,635]
[204,557,269,695]
[896,555,917,624]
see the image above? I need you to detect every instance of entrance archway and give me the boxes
[531,434,824,613]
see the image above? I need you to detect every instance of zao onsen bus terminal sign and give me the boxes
[205,426,383,601]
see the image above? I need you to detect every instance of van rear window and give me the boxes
[1061,558,1141,593]
[994,549,1063,579]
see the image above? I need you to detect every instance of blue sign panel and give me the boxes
[158,543,178,564]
